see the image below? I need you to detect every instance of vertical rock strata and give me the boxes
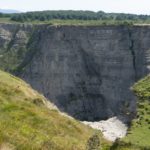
[0,24,150,121]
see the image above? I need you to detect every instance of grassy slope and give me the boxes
[112,76,150,150]
[0,70,111,150]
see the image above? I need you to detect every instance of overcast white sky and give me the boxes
[0,0,150,15]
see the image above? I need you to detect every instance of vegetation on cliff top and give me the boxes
[0,18,134,26]
[0,70,111,150]
[1,10,150,25]
[111,76,150,150]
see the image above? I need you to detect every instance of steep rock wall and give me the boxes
[0,24,150,121]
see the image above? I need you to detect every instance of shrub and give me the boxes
[86,133,100,150]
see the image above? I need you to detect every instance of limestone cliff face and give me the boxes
[0,24,150,121]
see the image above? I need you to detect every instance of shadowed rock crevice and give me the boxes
[6,27,20,52]
[14,29,42,75]
[128,28,137,81]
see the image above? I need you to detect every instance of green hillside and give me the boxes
[111,76,150,150]
[0,70,110,150]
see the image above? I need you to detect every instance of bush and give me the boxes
[86,133,100,150]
